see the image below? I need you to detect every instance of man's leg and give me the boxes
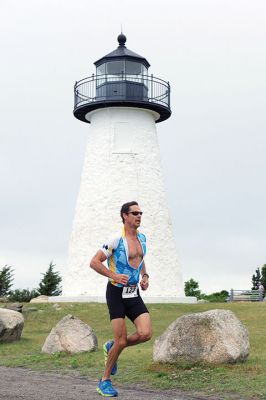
[127,312,152,346]
[102,318,127,381]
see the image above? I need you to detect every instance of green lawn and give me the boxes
[1,302,266,399]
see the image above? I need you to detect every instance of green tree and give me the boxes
[260,264,266,289]
[37,261,62,296]
[252,267,261,289]
[0,265,14,296]
[184,278,202,299]
[252,267,262,289]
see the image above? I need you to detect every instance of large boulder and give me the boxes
[42,314,98,354]
[0,308,24,342]
[153,309,249,364]
[30,295,49,303]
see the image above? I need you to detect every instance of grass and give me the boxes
[1,302,266,399]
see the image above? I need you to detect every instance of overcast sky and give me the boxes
[0,0,265,294]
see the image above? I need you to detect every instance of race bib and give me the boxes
[122,286,138,299]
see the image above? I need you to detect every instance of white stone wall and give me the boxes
[63,107,184,298]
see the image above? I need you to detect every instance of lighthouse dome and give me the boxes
[73,34,171,123]
[94,33,150,70]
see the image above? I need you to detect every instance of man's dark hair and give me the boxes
[120,201,139,223]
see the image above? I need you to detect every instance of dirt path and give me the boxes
[0,366,223,400]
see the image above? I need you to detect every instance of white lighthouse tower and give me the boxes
[62,34,187,302]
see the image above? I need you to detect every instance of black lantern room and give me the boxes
[73,34,171,123]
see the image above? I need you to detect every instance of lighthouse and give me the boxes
[62,34,187,302]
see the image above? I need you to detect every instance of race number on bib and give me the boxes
[122,286,138,299]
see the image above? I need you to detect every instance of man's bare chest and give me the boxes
[127,238,143,260]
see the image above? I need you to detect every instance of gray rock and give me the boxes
[30,295,49,303]
[0,308,24,342]
[52,303,61,310]
[0,297,8,303]
[5,303,23,313]
[42,314,98,354]
[153,309,249,364]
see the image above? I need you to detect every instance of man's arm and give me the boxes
[90,250,129,286]
[140,261,149,290]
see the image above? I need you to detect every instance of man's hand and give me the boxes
[114,274,129,285]
[140,276,149,290]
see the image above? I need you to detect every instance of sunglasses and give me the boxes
[127,211,143,216]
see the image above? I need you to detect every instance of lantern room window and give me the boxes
[96,64,105,75]
[125,61,141,75]
[107,61,124,75]
[96,61,147,77]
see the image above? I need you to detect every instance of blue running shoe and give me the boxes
[96,379,118,397]
[103,340,117,375]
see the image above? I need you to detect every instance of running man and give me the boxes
[90,201,152,397]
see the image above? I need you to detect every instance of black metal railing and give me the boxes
[74,74,170,111]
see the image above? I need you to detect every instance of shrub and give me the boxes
[8,288,39,302]
[202,290,229,302]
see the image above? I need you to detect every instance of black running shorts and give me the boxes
[106,282,149,322]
